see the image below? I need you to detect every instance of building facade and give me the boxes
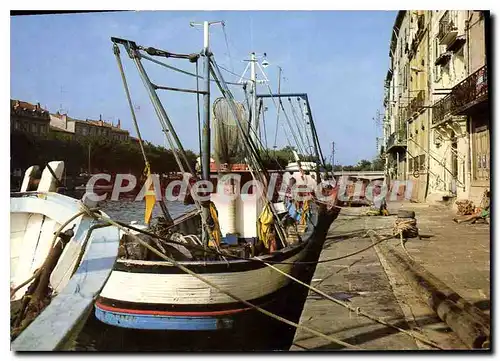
[384,11,410,183]
[50,112,129,141]
[406,10,431,202]
[383,10,490,205]
[11,99,50,136]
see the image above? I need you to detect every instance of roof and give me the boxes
[73,118,129,133]
[11,99,49,117]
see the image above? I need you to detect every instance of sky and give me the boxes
[10,10,396,166]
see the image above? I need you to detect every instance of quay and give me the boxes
[290,201,490,350]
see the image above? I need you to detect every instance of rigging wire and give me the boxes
[260,99,268,149]
[278,97,308,156]
[298,98,314,151]
[293,97,314,154]
[221,22,235,72]
[209,56,290,245]
[217,63,253,82]
[261,82,297,153]
[288,97,311,157]
[195,60,203,158]
[296,97,314,157]
[242,83,253,133]
[273,67,283,150]
[140,53,242,86]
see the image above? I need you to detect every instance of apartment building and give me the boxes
[384,11,410,182]
[428,10,489,204]
[10,99,50,136]
[383,10,490,205]
[50,112,129,141]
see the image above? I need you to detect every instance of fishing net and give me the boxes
[212,97,248,166]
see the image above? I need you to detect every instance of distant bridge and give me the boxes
[330,170,385,181]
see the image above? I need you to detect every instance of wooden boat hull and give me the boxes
[11,191,121,350]
[95,203,340,331]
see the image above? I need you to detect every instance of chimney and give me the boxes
[117,119,121,129]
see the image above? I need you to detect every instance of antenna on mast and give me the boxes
[238,52,270,144]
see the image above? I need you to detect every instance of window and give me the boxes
[14,120,20,130]
[31,123,37,133]
[82,127,88,136]
[419,154,426,171]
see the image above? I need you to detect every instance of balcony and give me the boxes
[386,126,407,152]
[399,106,409,123]
[451,65,488,115]
[409,90,425,117]
[400,91,426,122]
[438,11,458,45]
[432,94,453,126]
[409,15,426,59]
[432,65,488,125]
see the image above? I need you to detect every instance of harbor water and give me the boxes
[69,198,328,351]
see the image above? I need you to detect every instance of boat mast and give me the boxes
[190,20,223,245]
[250,52,258,144]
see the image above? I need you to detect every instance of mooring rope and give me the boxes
[92,211,361,350]
[258,227,444,350]
[81,199,437,350]
[11,207,99,299]
[393,218,419,260]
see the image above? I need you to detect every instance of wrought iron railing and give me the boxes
[432,65,488,124]
[409,90,425,115]
[399,105,409,123]
[450,65,488,114]
[386,124,407,150]
[432,94,453,125]
[437,11,457,42]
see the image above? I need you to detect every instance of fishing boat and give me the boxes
[10,161,121,350]
[95,25,340,332]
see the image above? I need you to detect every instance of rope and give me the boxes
[93,211,360,350]
[11,207,98,299]
[93,206,439,348]
[393,218,419,239]
[261,243,444,350]
[115,218,390,266]
[393,218,419,260]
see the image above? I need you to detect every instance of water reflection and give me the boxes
[99,198,196,224]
